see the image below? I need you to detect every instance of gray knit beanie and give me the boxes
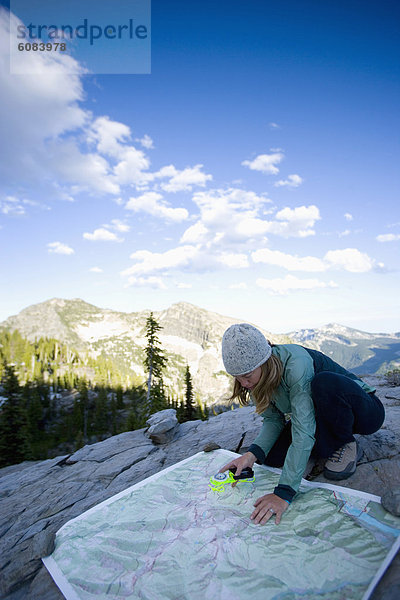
[222,323,272,376]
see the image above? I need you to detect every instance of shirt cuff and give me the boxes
[248,443,266,464]
[274,484,296,503]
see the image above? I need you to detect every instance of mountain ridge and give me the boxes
[1,299,399,402]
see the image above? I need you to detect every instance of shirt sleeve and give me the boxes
[248,403,286,462]
[276,355,316,497]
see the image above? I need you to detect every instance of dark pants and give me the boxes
[264,372,385,467]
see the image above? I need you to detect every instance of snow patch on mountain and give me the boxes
[75,316,135,342]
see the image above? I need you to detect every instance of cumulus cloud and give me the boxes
[344,213,353,221]
[87,116,153,189]
[272,205,321,237]
[242,152,284,175]
[120,242,251,282]
[108,219,130,232]
[121,246,199,277]
[0,10,90,189]
[180,188,273,246]
[274,174,303,188]
[1,12,211,204]
[180,221,209,244]
[252,248,325,271]
[125,192,189,222]
[47,242,75,255]
[83,228,123,242]
[252,246,379,274]
[112,147,151,187]
[217,252,249,269]
[88,116,132,159]
[90,267,103,273]
[324,248,374,273]
[153,164,213,193]
[137,134,154,149]
[376,233,400,242]
[48,139,120,195]
[256,274,337,295]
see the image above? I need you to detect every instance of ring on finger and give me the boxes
[269,508,274,513]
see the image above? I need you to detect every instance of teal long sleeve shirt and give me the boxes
[248,344,374,502]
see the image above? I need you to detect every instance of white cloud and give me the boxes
[47,242,75,255]
[125,276,167,289]
[266,205,321,238]
[90,267,103,273]
[88,116,132,159]
[1,195,25,215]
[274,174,303,188]
[83,228,123,242]
[338,229,351,237]
[180,221,209,244]
[154,164,212,193]
[121,246,199,277]
[242,152,284,175]
[217,252,249,269]
[112,147,151,187]
[256,274,337,295]
[252,248,325,271]
[181,188,272,246]
[137,134,154,149]
[108,219,130,232]
[48,139,120,195]
[180,192,320,269]
[376,233,400,242]
[269,122,281,129]
[344,213,353,221]
[253,246,379,274]
[324,248,374,272]
[125,192,189,222]
[0,10,90,188]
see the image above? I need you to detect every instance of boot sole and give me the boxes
[324,460,357,480]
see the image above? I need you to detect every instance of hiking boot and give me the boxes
[323,441,363,481]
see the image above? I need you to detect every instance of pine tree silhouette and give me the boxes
[0,363,32,467]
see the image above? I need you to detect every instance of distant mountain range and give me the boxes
[288,323,400,375]
[1,298,399,403]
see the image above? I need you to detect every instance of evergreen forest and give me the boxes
[0,317,210,468]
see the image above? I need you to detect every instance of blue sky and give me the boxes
[0,0,399,333]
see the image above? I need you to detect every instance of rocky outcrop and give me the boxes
[0,377,399,600]
[145,409,179,444]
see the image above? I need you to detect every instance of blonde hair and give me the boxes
[228,353,283,415]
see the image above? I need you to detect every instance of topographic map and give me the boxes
[43,449,400,600]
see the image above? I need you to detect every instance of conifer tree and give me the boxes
[116,385,124,409]
[0,363,32,467]
[110,394,117,435]
[144,312,167,415]
[184,365,196,422]
[94,387,108,435]
[77,379,89,441]
[25,384,44,446]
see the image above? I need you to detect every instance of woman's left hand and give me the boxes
[251,493,289,525]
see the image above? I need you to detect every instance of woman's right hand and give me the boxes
[218,451,257,478]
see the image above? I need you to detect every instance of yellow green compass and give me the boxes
[209,467,255,493]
